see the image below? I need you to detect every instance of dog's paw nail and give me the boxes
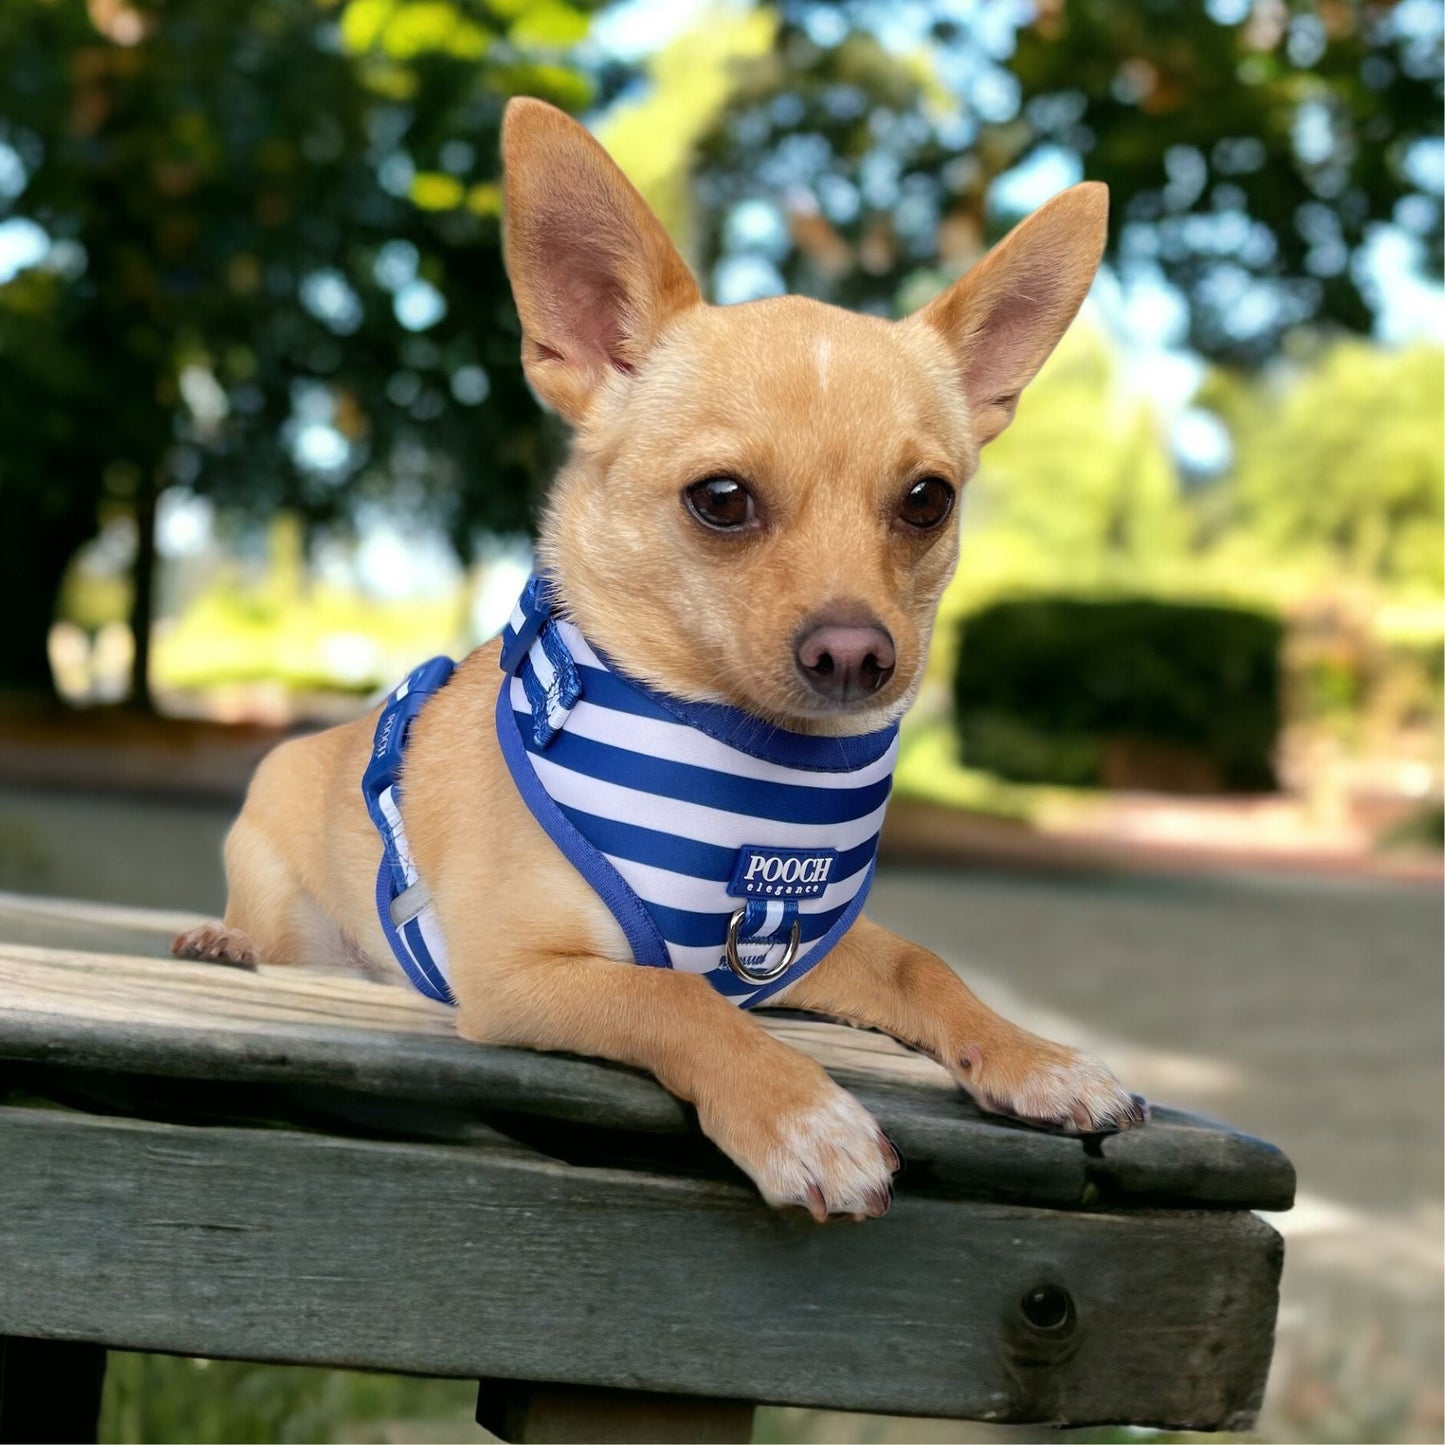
[959,1044,982,1073]
[867,1185,892,1217]
[1101,1094,1150,1131]
[804,1182,828,1223]
[172,925,259,971]
[876,1130,901,1173]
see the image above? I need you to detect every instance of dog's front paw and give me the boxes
[699,1066,899,1221]
[172,922,259,971]
[952,1032,1148,1135]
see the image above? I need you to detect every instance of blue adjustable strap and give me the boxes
[362,655,457,1004]
[499,574,582,747]
[498,574,551,673]
[737,896,798,942]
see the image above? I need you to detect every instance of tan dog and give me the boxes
[175,98,1146,1220]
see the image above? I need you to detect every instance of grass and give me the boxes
[101,1356,479,1444]
[99,1358,1189,1444]
[99,1351,1439,1445]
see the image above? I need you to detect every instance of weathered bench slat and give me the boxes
[0,942,1295,1211]
[0,1105,1281,1429]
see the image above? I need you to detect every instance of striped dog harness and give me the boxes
[365,575,899,1008]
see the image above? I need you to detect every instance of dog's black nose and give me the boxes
[795,616,896,704]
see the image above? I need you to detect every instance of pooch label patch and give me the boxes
[728,847,838,900]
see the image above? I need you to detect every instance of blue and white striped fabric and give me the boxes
[495,575,900,1008]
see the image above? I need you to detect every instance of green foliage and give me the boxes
[953,598,1283,792]
[99,1353,477,1443]
[1010,0,1443,363]
[152,521,467,694]
[1200,342,1445,597]
[1377,803,1445,852]
[0,0,612,693]
[601,6,778,244]
[949,326,1190,602]
[675,2,1441,362]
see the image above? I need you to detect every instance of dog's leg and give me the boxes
[782,915,1147,1134]
[455,956,899,1218]
[173,815,346,970]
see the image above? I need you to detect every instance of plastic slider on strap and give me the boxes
[499,574,552,676]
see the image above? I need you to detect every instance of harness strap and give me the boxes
[362,655,457,1005]
[365,574,897,1012]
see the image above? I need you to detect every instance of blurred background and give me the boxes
[0,0,1439,1441]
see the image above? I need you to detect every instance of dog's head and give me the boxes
[502,98,1106,735]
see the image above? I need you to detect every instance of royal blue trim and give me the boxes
[540,623,582,708]
[373,858,454,1005]
[495,678,673,971]
[363,656,458,1007]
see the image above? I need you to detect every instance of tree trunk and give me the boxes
[0,514,96,701]
[126,473,160,712]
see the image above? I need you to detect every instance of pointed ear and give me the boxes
[909,182,1108,449]
[501,97,702,423]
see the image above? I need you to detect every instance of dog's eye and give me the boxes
[898,476,955,530]
[684,476,755,531]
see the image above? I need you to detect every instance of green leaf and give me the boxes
[507,0,588,49]
[411,171,466,210]
[383,0,490,60]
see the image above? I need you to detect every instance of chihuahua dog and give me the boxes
[175,98,1145,1220]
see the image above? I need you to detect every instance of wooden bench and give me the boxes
[0,892,1293,1442]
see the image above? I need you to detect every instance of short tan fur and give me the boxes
[176,98,1144,1219]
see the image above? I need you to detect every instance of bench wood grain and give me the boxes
[0,891,1292,1433]
[0,1105,1282,1428]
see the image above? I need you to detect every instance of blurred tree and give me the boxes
[925,322,1191,696]
[0,0,612,702]
[601,6,778,250]
[1010,0,1443,364]
[669,0,1441,361]
[1200,341,1444,594]
[953,327,1190,600]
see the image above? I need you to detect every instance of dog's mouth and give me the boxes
[726,660,910,737]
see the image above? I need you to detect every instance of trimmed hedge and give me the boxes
[953,598,1282,793]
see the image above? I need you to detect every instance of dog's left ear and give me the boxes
[502,97,702,424]
[909,182,1108,449]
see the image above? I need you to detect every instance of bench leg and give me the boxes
[477,1379,754,1444]
[0,1336,107,1445]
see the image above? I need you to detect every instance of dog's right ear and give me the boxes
[502,98,701,423]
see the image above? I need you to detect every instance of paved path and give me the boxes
[866,865,1443,1443]
[2,784,1440,1439]
[869,865,1441,1214]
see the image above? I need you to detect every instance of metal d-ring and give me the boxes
[724,908,802,984]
